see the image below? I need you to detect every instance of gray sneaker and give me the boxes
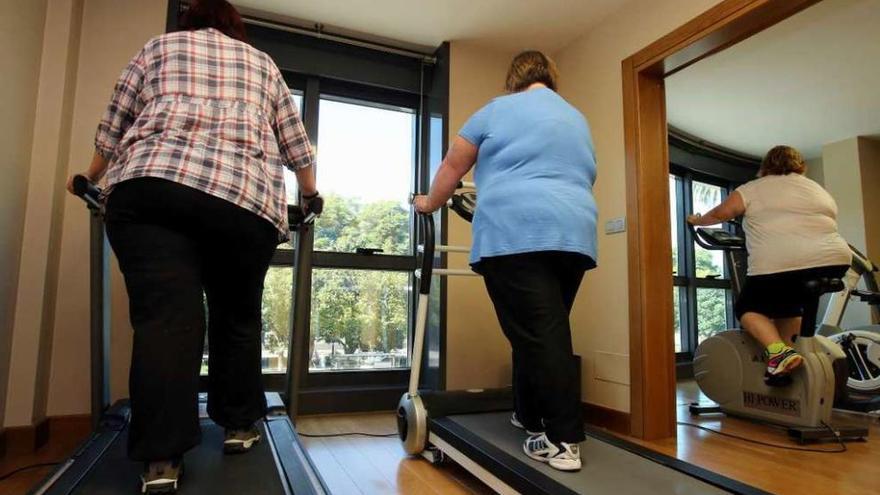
[224,425,261,454]
[141,459,182,494]
[523,433,582,471]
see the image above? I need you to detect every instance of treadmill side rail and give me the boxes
[28,400,130,495]
[265,416,330,495]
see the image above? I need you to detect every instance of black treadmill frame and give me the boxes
[429,416,774,495]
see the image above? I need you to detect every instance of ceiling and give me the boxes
[231,0,628,53]
[666,0,880,160]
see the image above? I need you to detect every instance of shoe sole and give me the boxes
[522,444,582,471]
[141,461,183,494]
[224,434,261,454]
[768,354,804,377]
[549,459,582,471]
[142,481,178,495]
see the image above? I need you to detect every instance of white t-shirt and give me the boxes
[735,174,851,275]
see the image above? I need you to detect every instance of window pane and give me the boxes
[692,181,725,278]
[200,266,294,376]
[283,91,306,205]
[314,96,415,255]
[669,175,679,276]
[697,288,729,343]
[261,267,293,373]
[673,286,683,352]
[310,269,410,372]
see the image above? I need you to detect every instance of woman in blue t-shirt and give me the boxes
[413,51,597,472]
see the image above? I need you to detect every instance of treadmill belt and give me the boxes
[74,419,286,494]
[441,412,769,495]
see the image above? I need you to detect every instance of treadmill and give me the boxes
[30,176,328,495]
[397,187,772,495]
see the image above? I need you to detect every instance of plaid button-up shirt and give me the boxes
[96,28,313,240]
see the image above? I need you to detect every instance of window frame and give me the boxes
[275,75,424,394]
[670,165,739,364]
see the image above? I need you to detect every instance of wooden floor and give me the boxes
[628,381,880,495]
[0,418,91,495]
[298,398,879,495]
[5,384,878,494]
[297,413,493,494]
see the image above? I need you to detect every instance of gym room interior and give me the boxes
[1,0,878,494]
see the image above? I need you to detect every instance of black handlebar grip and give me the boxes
[307,195,324,216]
[72,175,91,197]
[73,175,103,209]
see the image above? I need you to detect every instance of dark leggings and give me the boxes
[105,178,279,462]
[476,251,592,444]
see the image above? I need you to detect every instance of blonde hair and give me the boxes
[504,51,559,93]
[759,145,806,177]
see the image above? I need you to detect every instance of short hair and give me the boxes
[759,145,806,177]
[179,0,247,43]
[504,51,559,93]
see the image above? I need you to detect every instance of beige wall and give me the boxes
[5,0,84,428]
[0,0,49,428]
[46,0,167,417]
[857,138,880,266]
[824,138,867,250]
[445,41,517,390]
[806,157,825,185]
[1,0,165,426]
[822,137,872,328]
[552,0,722,412]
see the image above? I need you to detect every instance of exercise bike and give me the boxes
[818,244,880,398]
[688,224,875,443]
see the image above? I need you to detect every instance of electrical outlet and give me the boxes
[605,217,626,234]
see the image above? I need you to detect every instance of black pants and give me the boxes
[735,264,850,319]
[476,251,592,444]
[105,178,279,462]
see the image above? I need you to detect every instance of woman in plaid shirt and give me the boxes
[66,1,318,492]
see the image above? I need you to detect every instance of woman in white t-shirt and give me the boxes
[688,145,851,381]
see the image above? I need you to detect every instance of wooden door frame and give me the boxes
[623,0,822,440]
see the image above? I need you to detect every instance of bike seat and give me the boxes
[804,277,845,295]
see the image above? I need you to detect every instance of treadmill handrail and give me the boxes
[688,223,746,252]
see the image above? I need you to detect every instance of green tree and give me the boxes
[258,193,412,370]
[261,268,293,361]
[694,248,728,341]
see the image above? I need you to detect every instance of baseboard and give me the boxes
[296,385,407,415]
[0,414,90,459]
[582,402,631,435]
[0,417,50,458]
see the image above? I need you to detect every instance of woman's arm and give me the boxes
[67,151,110,194]
[687,191,745,226]
[295,165,317,197]
[413,136,478,213]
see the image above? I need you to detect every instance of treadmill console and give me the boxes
[696,228,745,249]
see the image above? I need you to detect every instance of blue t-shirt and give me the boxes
[459,87,598,265]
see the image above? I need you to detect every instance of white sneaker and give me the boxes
[141,459,182,494]
[224,425,261,454]
[510,413,544,435]
[523,433,582,471]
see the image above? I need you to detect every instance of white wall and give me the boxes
[553,0,722,412]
